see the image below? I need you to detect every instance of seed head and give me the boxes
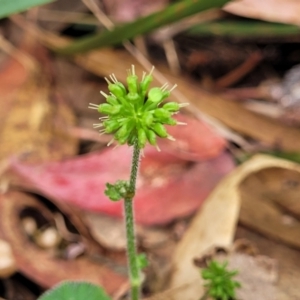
[89,65,188,150]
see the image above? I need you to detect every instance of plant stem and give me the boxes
[124,138,141,300]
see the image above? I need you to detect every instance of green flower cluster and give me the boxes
[201,260,241,300]
[89,65,187,149]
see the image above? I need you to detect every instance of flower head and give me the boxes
[89,65,188,150]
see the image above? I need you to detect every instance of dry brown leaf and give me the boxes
[0,191,127,295]
[224,0,300,25]
[0,40,77,163]
[239,161,300,249]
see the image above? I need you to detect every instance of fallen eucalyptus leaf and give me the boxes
[168,154,300,299]
[10,148,234,225]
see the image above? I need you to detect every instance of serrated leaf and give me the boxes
[38,281,111,300]
[105,180,128,201]
[0,0,54,19]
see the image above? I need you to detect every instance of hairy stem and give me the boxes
[124,138,141,300]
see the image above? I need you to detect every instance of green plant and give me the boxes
[89,65,185,300]
[37,65,184,300]
[201,260,241,300]
[57,0,231,55]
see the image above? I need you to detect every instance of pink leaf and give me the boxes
[10,115,233,225]
[159,114,227,161]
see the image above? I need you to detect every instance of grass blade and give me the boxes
[188,20,300,37]
[57,0,230,55]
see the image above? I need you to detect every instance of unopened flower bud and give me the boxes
[108,83,127,98]
[98,103,121,115]
[151,123,168,138]
[146,129,157,145]
[163,102,180,112]
[138,128,147,149]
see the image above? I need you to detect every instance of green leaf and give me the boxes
[0,0,54,20]
[38,281,111,300]
[105,180,129,201]
[137,253,149,270]
[57,0,230,55]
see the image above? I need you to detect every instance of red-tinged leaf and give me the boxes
[0,57,28,96]
[10,145,234,225]
[159,114,227,161]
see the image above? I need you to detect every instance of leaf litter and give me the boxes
[2,1,300,298]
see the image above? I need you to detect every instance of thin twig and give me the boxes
[216,51,263,89]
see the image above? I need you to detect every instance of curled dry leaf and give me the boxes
[0,192,126,294]
[168,154,300,300]
[239,158,300,249]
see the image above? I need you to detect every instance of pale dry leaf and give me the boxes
[0,239,17,278]
[224,0,300,25]
[168,155,300,300]
[195,241,278,300]
[231,253,278,300]
[84,212,170,250]
[84,212,127,251]
[239,164,300,249]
